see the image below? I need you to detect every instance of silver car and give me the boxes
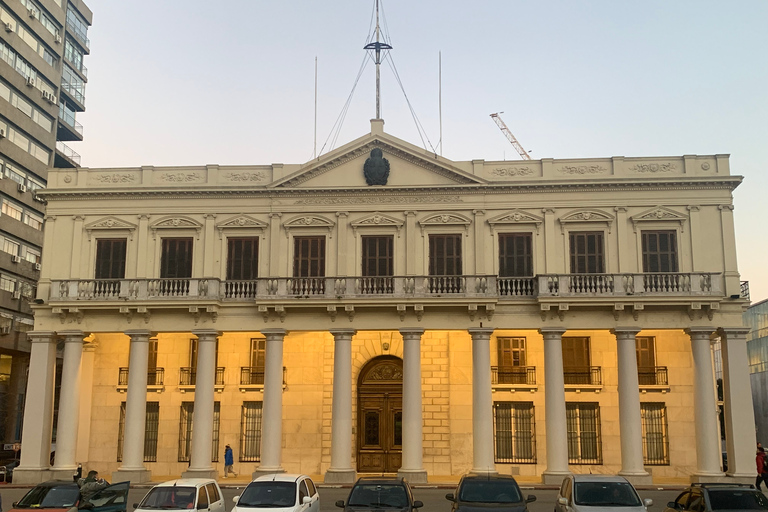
[555,475,653,512]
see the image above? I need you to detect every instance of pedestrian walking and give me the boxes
[756,447,768,491]
[224,444,237,478]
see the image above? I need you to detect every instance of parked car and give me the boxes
[336,476,423,512]
[233,474,319,512]
[663,483,768,511]
[446,473,536,512]
[0,458,20,483]
[555,475,652,512]
[135,479,224,512]
[7,480,129,512]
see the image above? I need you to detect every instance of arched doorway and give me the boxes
[357,355,403,473]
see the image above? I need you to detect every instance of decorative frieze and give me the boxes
[628,163,677,173]
[157,172,204,183]
[93,173,137,184]
[223,172,267,182]
[558,165,607,175]
[491,166,534,177]
[294,195,462,205]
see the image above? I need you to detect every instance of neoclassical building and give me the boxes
[13,119,754,485]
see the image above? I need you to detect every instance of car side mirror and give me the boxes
[335,500,345,508]
[643,498,653,507]
[413,501,423,509]
[526,495,537,503]
[667,502,680,510]
[233,496,240,505]
[558,497,568,506]
[302,497,312,505]
[445,494,455,502]
[133,504,139,510]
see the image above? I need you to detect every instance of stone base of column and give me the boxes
[541,471,571,485]
[691,473,728,483]
[182,468,218,480]
[12,468,50,484]
[469,468,499,476]
[49,467,79,481]
[253,466,286,478]
[397,469,428,484]
[112,468,152,484]
[724,473,758,484]
[617,472,653,486]
[324,468,357,484]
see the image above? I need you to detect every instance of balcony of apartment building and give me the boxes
[54,141,80,168]
[56,102,83,142]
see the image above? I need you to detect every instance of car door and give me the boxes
[688,491,705,512]
[204,484,224,512]
[196,486,210,512]
[671,492,691,512]
[85,481,131,512]
[304,478,320,512]
[556,478,572,512]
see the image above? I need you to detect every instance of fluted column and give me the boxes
[50,331,86,479]
[686,327,724,479]
[182,330,219,479]
[325,329,356,484]
[13,331,57,484]
[468,328,496,474]
[612,328,651,484]
[540,327,570,484]
[719,327,757,479]
[254,328,286,475]
[398,329,427,483]
[113,330,152,483]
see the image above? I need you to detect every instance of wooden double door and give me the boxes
[357,356,403,473]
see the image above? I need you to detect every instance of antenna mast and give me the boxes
[364,0,392,119]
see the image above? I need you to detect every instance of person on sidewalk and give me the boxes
[224,445,237,478]
[756,447,768,491]
[78,470,109,500]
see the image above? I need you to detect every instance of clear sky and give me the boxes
[78,0,768,301]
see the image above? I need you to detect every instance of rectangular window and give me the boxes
[362,236,394,276]
[117,402,159,462]
[429,234,462,275]
[562,337,596,385]
[1,200,23,222]
[24,212,43,230]
[498,233,533,277]
[569,232,604,273]
[566,402,602,464]
[496,337,529,384]
[160,238,193,278]
[641,403,669,465]
[1,238,20,256]
[95,239,127,279]
[642,231,678,273]
[178,402,220,462]
[293,236,325,278]
[227,237,259,280]
[240,401,263,462]
[494,402,536,463]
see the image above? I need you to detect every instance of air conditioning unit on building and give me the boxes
[11,255,21,263]
[12,290,21,299]
[35,263,41,271]
[28,8,37,18]
[0,128,5,138]
[0,326,10,335]
[42,91,56,103]
[26,76,35,87]
[54,32,61,44]
[18,183,27,193]
[4,22,12,32]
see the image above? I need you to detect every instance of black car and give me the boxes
[446,474,536,512]
[663,483,768,511]
[335,476,423,512]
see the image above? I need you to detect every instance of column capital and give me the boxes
[27,331,57,343]
[685,326,716,338]
[192,329,220,341]
[83,342,99,353]
[260,328,287,338]
[717,326,751,338]
[399,329,425,338]
[56,330,88,343]
[611,327,642,338]
[329,329,356,337]
[124,330,153,342]
[467,328,495,337]
[539,327,566,337]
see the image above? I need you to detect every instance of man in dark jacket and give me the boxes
[78,470,109,500]
[224,445,237,478]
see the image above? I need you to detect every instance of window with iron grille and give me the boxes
[429,234,462,275]
[95,239,126,279]
[569,232,604,274]
[293,236,325,278]
[641,231,678,273]
[493,402,536,463]
[362,236,394,276]
[178,402,220,462]
[641,402,669,465]
[227,237,259,280]
[160,238,193,278]
[117,402,159,462]
[566,402,602,464]
[240,401,263,462]
[498,233,533,277]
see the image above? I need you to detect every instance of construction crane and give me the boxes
[490,112,531,160]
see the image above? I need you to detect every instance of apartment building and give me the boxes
[14,119,754,485]
[0,0,91,452]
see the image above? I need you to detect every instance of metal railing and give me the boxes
[638,366,668,386]
[58,106,83,135]
[741,281,750,301]
[179,367,225,386]
[240,366,286,386]
[491,366,536,385]
[118,367,164,386]
[60,78,85,104]
[563,366,602,386]
[55,142,80,164]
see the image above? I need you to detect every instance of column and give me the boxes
[468,328,496,474]
[685,327,724,479]
[540,328,570,484]
[718,205,740,297]
[612,328,651,484]
[182,330,219,479]
[70,215,85,278]
[202,214,216,276]
[76,341,98,464]
[254,328,286,475]
[113,330,152,483]
[135,215,150,277]
[268,213,282,276]
[325,330,356,483]
[720,327,757,480]
[336,212,349,275]
[50,331,86,479]
[13,331,57,484]
[398,329,428,483]
[542,209,557,272]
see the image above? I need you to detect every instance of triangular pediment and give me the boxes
[631,206,688,232]
[85,216,138,240]
[558,209,615,233]
[216,215,268,232]
[150,216,203,239]
[270,130,486,189]
[488,209,544,234]
[351,213,404,230]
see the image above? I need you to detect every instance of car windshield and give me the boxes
[238,482,296,508]
[16,484,80,508]
[708,490,768,510]
[458,480,522,504]
[139,486,197,509]
[573,482,641,507]
[348,484,408,508]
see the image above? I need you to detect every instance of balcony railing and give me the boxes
[240,366,287,386]
[61,77,85,104]
[55,141,81,165]
[179,367,225,386]
[58,106,83,135]
[563,366,602,386]
[491,366,536,385]
[49,273,724,302]
[638,366,668,386]
[741,281,750,301]
[118,367,164,386]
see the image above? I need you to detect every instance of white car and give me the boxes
[135,479,225,512]
[233,474,320,512]
[555,475,652,512]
